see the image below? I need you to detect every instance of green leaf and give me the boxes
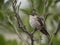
[34,31,41,39]
[53,14,60,22]
[20,40,23,45]
[53,37,60,45]
[35,0,44,14]
[4,0,13,8]
[20,8,32,15]
[0,0,4,8]
[46,0,53,12]
[0,0,4,4]
[53,16,59,22]
[0,35,6,45]
[6,40,18,45]
[0,22,15,33]
[0,11,4,21]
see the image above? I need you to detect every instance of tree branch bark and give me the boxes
[12,0,31,36]
[12,0,35,45]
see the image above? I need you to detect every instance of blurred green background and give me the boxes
[0,0,60,45]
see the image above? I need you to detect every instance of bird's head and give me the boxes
[29,9,38,16]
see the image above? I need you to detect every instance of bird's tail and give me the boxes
[40,27,50,38]
[40,28,53,45]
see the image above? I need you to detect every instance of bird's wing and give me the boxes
[37,16,50,37]
[37,17,44,26]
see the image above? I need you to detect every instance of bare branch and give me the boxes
[12,0,31,36]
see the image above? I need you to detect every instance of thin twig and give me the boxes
[44,13,50,21]
[8,16,30,45]
[8,16,21,39]
[54,20,60,35]
[43,0,51,21]
[48,34,53,45]
[18,2,21,13]
[48,19,60,45]
[31,0,34,10]
[30,29,36,45]
[30,34,34,45]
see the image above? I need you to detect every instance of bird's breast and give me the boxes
[29,16,40,29]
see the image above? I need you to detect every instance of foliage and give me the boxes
[0,0,60,45]
[0,35,6,45]
[0,34,18,45]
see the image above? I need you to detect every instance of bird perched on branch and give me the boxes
[29,10,50,37]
